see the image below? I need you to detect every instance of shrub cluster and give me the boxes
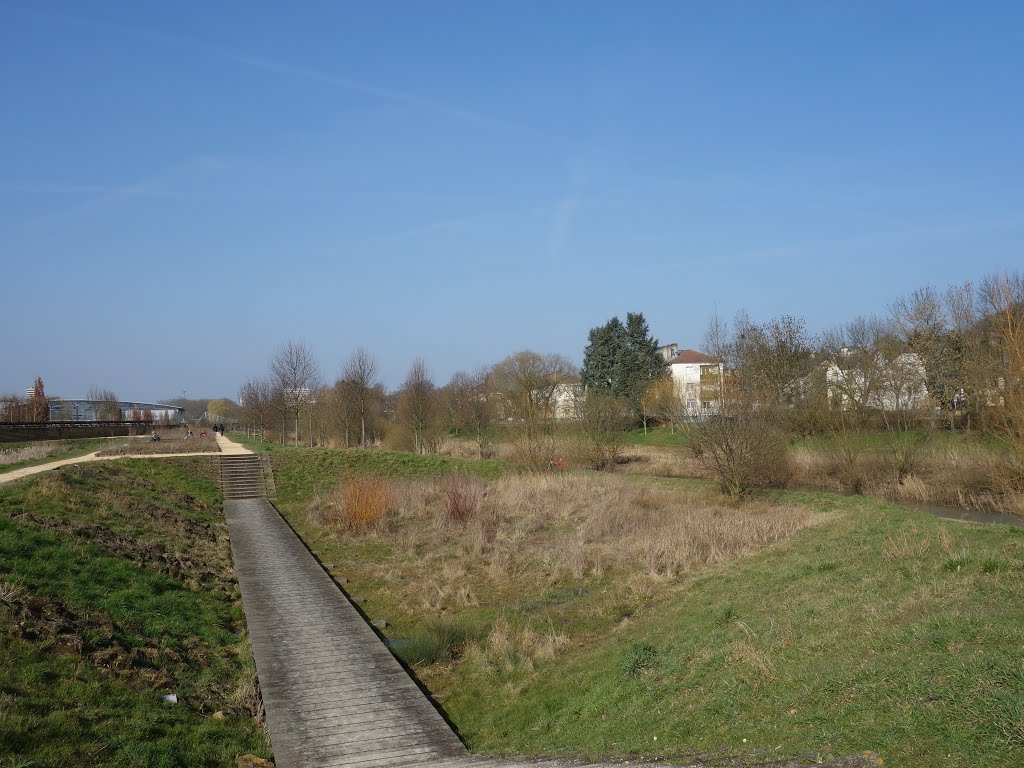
[337,475,392,532]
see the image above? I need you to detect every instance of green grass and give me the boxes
[0,437,128,475]
[394,617,488,666]
[0,459,270,767]
[240,441,511,504]
[439,491,1024,767]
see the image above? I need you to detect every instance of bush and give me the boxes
[337,475,391,532]
[576,391,634,470]
[438,473,480,523]
[688,408,792,498]
[886,430,931,482]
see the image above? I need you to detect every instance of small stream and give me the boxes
[902,501,1024,528]
[793,481,1024,527]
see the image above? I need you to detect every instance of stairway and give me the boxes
[219,454,271,499]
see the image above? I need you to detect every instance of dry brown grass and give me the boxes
[308,471,821,593]
[307,479,390,532]
[791,441,1022,513]
[97,430,219,456]
[438,474,482,522]
[883,531,932,562]
[616,445,706,478]
[297,470,826,673]
[464,616,570,673]
[0,443,58,465]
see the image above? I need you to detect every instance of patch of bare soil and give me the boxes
[0,587,260,718]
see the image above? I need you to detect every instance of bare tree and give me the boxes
[643,375,687,433]
[331,378,357,447]
[577,390,634,469]
[733,314,817,409]
[821,316,897,423]
[341,347,381,448]
[29,377,47,424]
[87,387,120,421]
[270,340,321,446]
[396,358,438,454]
[311,385,333,447]
[978,270,1024,478]
[491,350,576,470]
[703,310,735,369]
[444,367,497,458]
[1,394,24,423]
[890,285,968,415]
[688,400,792,498]
[239,377,273,442]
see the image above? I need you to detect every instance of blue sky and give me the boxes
[2,1,1022,400]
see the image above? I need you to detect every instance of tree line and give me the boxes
[236,269,1023,487]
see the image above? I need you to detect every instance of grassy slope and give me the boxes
[445,490,1024,766]
[237,439,509,504]
[0,438,127,475]
[0,459,270,767]
[260,444,1024,767]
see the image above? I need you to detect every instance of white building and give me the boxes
[667,350,724,416]
[825,352,931,412]
[552,381,584,420]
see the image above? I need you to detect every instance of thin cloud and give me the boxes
[25,155,233,229]
[4,7,507,129]
[227,54,503,129]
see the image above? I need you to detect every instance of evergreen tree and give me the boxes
[581,317,626,390]
[581,312,666,420]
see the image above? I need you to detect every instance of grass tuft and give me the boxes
[620,643,658,678]
[396,617,486,666]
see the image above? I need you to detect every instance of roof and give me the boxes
[667,349,719,365]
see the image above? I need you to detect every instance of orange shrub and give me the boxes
[338,475,392,532]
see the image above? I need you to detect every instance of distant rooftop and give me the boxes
[667,349,719,365]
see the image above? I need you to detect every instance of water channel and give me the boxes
[903,501,1024,527]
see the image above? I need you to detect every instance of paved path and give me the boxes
[217,432,253,455]
[0,439,229,485]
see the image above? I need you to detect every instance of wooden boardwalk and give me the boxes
[225,497,467,768]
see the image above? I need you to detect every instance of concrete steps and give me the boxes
[218,454,271,499]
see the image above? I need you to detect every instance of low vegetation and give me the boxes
[97,430,220,456]
[620,428,1023,515]
[236,439,507,505]
[0,459,270,766]
[0,438,126,474]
